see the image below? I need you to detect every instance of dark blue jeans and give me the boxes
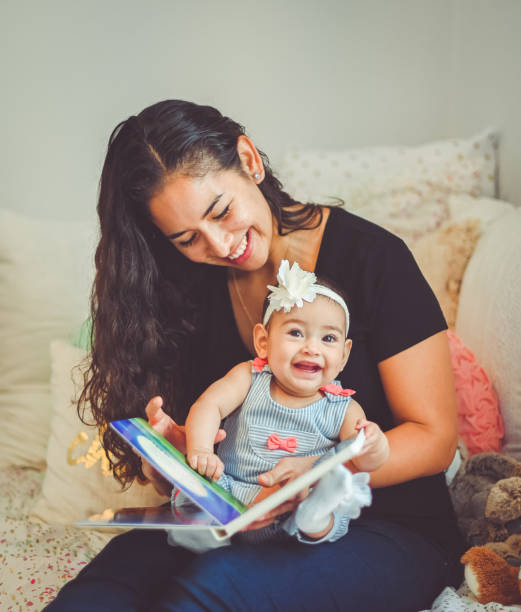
[44,519,462,612]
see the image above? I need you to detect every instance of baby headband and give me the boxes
[263,260,350,336]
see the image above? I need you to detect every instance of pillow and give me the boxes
[278,129,498,207]
[30,340,168,524]
[447,193,514,226]
[456,208,521,460]
[447,330,503,455]
[0,208,96,469]
[410,218,482,328]
[354,191,451,245]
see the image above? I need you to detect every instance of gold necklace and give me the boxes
[230,269,256,329]
[229,228,307,329]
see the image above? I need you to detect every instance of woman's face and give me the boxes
[148,167,274,271]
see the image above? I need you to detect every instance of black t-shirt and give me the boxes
[183,207,463,555]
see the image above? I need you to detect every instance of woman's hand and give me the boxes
[142,396,226,496]
[243,455,318,531]
[146,396,189,451]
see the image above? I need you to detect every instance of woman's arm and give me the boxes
[346,330,458,487]
[185,361,252,479]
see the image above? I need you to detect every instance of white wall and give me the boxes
[1,0,519,222]
[446,0,521,205]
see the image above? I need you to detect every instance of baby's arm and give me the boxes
[185,361,252,480]
[339,401,390,473]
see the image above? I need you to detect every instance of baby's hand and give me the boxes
[187,451,224,481]
[355,419,390,463]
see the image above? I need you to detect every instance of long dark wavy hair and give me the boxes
[80,99,324,486]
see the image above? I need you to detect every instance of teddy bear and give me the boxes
[461,546,521,605]
[449,451,521,549]
[450,451,521,605]
[487,534,521,565]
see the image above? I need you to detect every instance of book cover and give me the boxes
[110,418,246,525]
[78,417,366,543]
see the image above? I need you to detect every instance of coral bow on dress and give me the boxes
[266,433,298,452]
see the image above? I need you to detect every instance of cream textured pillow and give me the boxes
[455,208,521,460]
[30,340,168,524]
[0,208,96,469]
[411,219,482,328]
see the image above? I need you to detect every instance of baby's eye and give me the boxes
[288,329,303,338]
[323,334,337,343]
[179,233,197,247]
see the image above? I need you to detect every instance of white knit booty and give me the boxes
[295,464,354,534]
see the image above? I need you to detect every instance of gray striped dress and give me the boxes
[217,362,353,543]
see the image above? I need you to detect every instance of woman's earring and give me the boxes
[254,172,261,181]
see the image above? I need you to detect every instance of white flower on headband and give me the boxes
[266,260,318,314]
[263,260,351,336]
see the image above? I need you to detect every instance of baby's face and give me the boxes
[262,296,351,399]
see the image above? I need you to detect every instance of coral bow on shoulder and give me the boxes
[320,383,356,397]
[252,357,268,372]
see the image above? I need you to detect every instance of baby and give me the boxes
[184,260,389,544]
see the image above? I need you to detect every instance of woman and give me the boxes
[45,99,463,612]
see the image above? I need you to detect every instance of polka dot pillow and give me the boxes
[278,129,498,244]
[279,129,498,205]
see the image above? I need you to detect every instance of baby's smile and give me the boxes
[293,361,322,374]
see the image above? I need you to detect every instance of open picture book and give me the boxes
[77,417,365,546]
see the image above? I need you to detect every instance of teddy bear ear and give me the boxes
[487,534,521,566]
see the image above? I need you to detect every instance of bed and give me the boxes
[1,129,520,611]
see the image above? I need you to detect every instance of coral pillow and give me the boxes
[447,330,504,455]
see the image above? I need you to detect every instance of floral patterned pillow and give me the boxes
[278,129,498,243]
[279,129,498,203]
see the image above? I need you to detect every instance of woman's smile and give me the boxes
[227,230,252,263]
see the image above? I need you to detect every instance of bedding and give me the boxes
[1,130,519,610]
[0,466,111,610]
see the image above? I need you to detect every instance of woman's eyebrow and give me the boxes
[166,193,223,239]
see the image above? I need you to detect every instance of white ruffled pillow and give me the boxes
[0,208,96,469]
